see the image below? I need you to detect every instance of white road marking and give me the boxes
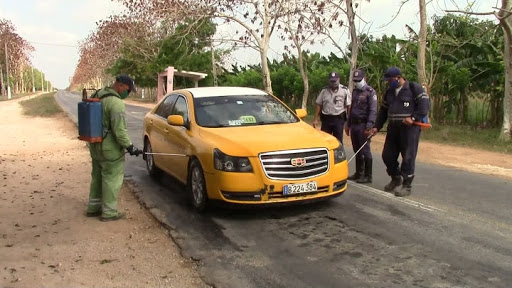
[349,181,445,213]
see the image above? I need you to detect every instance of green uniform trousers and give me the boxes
[87,156,125,218]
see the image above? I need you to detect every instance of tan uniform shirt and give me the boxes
[315,85,352,115]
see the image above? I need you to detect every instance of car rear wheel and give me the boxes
[188,159,208,212]
[145,139,161,178]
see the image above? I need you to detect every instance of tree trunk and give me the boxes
[211,38,218,87]
[0,67,3,96]
[260,48,272,94]
[260,0,273,94]
[346,0,358,91]
[499,0,512,141]
[417,0,428,86]
[299,55,309,110]
[462,89,469,123]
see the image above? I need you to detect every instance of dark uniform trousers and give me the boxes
[350,121,371,160]
[382,122,421,178]
[321,112,346,143]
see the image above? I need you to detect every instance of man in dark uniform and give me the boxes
[370,67,430,197]
[346,69,377,183]
[313,71,352,144]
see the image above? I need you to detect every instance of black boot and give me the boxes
[348,157,364,181]
[384,175,402,192]
[357,158,372,183]
[395,176,414,197]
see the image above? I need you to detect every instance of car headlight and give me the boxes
[334,143,346,164]
[213,148,253,172]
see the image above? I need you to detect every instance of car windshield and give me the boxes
[194,94,299,127]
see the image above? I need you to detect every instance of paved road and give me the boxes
[57,90,512,288]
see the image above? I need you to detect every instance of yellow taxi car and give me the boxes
[142,87,348,211]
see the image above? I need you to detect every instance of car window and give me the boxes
[171,96,189,122]
[155,94,178,119]
[194,94,298,127]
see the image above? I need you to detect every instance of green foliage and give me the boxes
[219,68,264,90]
[103,12,506,135]
[429,14,503,125]
[108,18,218,88]
[19,92,62,117]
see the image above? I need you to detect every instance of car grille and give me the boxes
[259,148,329,180]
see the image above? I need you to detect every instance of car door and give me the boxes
[161,94,191,183]
[148,94,177,173]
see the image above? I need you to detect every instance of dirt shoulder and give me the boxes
[370,134,512,180]
[0,97,209,288]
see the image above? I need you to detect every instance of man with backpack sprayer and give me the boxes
[370,67,430,197]
[85,75,143,221]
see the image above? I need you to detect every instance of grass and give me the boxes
[19,92,63,117]
[421,124,512,154]
[127,97,156,103]
[0,92,30,101]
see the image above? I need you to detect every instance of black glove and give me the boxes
[126,144,142,156]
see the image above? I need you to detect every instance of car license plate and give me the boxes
[283,181,318,195]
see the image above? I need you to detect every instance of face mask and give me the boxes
[389,79,399,89]
[120,90,129,99]
[354,79,366,90]
[329,80,340,89]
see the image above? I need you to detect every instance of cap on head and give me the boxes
[328,71,340,82]
[115,74,136,93]
[353,69,365,81]
[383,67,401,80]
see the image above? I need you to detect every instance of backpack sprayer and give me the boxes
[78,88,104,143]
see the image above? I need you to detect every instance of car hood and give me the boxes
[198,122,340,156]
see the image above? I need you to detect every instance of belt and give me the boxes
[350,118,367,124]
[321,112,346,119]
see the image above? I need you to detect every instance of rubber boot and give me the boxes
[357,158,372,183]
[395,176,414,197]
[348,157,364,181]
[384,175,402,192]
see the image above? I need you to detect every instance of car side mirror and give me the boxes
[167,115,185,126]
[295,108,307,118]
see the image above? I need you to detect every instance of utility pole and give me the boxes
[31,67,35,92]
[41,73,44,92]
[5,43,11,99]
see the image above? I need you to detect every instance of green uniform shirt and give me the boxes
[88,87,132,161]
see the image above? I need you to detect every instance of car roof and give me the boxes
[181,87,268,98]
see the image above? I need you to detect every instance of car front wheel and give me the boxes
[188,159,208,212]
[145,139,161,178]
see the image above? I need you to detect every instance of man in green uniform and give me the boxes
[86,75,142,221]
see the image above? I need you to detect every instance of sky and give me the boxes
[0,0,499,89]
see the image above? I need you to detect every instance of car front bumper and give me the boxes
[203,162,348,205]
